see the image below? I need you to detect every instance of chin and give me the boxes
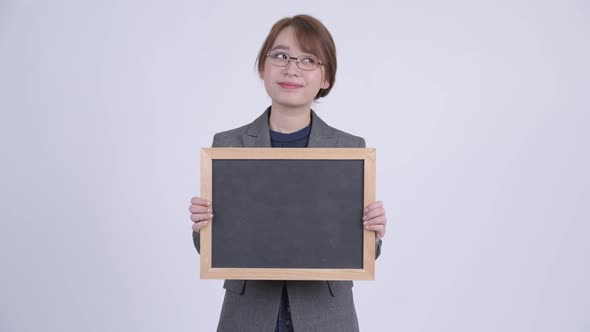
[273,99,311,109]
[270,94,314,108]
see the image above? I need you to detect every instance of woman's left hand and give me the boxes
[363,201,387,240]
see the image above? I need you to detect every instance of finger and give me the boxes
[364,223,385,234]
[191,197,211,206]
[364,201,383,212]
[376,229,385,240]
[363,207,385,220]
[363,215,386,227]
[189,204,211,214]
[191,213,214,223]
[192,220,209,233]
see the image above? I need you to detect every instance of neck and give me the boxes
[268,103,312,133]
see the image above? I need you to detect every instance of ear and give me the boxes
[321,80,330,90]
[259,69,264,80]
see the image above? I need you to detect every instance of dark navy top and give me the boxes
[270,122,311,332]
[270,123,311,148]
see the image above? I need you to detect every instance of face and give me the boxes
[260,26,330,109]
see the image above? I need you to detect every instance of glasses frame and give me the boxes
[266,51,324,71]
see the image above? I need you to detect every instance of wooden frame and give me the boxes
[200,148,376,280]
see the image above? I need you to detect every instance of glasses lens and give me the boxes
[297,55,319,71]
[267,51,321,70]
[268,51,289,67]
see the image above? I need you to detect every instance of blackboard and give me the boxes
[212,159,364,268]
[199,148,376,280]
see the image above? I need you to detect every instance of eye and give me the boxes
[301,56,317,64]
[271,51,289,60]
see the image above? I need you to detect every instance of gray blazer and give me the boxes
[193,107,382,331]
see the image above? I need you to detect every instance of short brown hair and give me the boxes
[256,15,337,100]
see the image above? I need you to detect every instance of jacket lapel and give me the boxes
[308,110,337,147]
[242,107,337,148]
[243,107,272,147]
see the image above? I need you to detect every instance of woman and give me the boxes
[190,14,388,332]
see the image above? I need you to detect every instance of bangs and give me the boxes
[293,23,325,59]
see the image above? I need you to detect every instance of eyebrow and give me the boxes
[269,44,318,58]
[270,45,290,51]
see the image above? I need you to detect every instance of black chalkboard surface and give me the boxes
[212,159,364,269]
[199,148,376,280]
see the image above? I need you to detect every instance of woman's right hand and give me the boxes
[189,197,213,233]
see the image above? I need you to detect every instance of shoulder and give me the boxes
[311,111,366,148]
[211,107,271,147]
[211,123,250,147]
[329,126,366,148]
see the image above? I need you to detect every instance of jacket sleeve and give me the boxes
[376,239,383,259]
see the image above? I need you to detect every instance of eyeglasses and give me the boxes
[266,50,324,71]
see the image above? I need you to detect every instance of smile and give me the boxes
[278,82,303,89]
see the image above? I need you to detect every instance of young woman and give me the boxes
[190,15,388,332]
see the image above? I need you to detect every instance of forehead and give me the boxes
[271,26,320,56]
[271,27,300,49]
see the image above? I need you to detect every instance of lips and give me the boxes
[278,82,303,89]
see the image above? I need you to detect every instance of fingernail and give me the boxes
[210,214,214,217]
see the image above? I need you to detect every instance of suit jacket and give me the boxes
[193,107,382,331]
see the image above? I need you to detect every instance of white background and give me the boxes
[1,1,589,331]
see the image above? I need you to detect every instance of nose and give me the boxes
[282,58,300,76]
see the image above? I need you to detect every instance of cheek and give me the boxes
[261,64,282,83]
[307,73,325,89]
[261,73,278,96]
[260,70,273,88]
[313,68,327,84]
